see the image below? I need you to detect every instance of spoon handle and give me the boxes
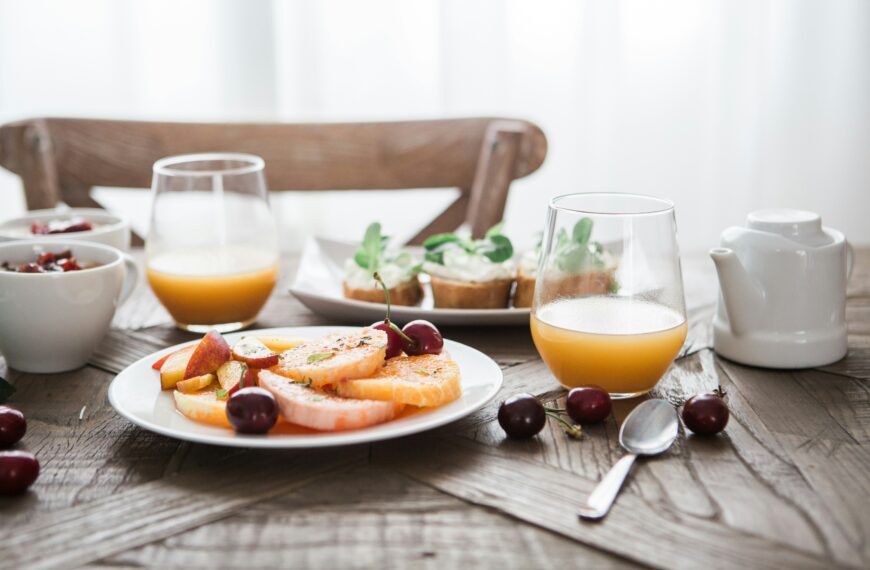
[578,453,637,520]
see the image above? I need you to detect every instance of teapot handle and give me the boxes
[846,240,854,282]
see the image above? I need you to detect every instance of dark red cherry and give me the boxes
[226,387,278,434]
[371,321,404,359]
[498,393,546,438]
[682,393,729,435]
[0,451,39,495]
[0,406,26,448]
[401,320,443,356]
[565,386,612,424]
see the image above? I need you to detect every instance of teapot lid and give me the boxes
[746,209,833,247]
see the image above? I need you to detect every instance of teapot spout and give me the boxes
[709,248,765,335]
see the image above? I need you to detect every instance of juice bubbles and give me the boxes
[531,297,687,397]
[147,245,278,329]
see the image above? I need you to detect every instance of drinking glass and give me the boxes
[530,193,687,398]
[146,153,279,333]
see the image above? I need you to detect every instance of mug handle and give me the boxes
[119,253,140,305]
[846,239,854,282]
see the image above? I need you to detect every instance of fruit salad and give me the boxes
[155,322,461,435]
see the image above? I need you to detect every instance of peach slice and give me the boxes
[173,385,230,428]
[159,346,196,390]
[184,330,231,380]
[176,373,215,394]
[256,336,306,353]
[231,337,279,368]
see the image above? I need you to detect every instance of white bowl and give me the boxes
[0,240,138,373]
[0,208,131,251]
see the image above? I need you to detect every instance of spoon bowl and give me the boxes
[579,398,679,520]
[620,399,680,455]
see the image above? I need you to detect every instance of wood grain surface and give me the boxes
[0,250,868,570]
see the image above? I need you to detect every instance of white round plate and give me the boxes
[108,326,503,448]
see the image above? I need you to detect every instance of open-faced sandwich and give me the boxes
[343,222,422,306]
[530,217,617,305]
[422,224,515,309]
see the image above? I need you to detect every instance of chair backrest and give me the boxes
[0,117,546,243]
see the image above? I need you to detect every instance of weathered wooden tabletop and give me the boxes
[1,249,868,570]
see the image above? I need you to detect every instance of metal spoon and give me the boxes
[578,398,679,520]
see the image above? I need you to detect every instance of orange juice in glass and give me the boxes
[530,193,687,398]
[146,154,279,332]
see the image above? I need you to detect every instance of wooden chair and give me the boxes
[0,117,547,244]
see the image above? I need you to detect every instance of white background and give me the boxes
[1,0,868,252]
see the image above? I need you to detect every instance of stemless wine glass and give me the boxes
[146,153,279,333]
[530,193,687,399]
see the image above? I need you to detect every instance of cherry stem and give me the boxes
[544,406,566,413]
[239,363,248,389]
[373,272,392,322]
[373,271,416,346]
[545,409,583,438]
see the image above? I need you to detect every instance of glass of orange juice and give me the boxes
[146,153,279,332]
[530,193,687,398]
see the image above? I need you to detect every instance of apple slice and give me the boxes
[216,360,258,395]
[173,385,230,428]
[176,373,215,394]
[152,351,173,370]
[231,337,279,368]
[256,336,305,353]
[184,330,231,380]
[159,346,196,390]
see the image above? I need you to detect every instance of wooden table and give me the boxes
[1,249,869,570]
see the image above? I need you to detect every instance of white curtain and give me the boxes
[1,0,868,252]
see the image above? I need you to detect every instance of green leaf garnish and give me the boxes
[422,222,514,266]
[553,218,611,275]
[423,233,462,250]
[354,222,384,271]
[216,389,228,400]
[572,218,592,244]
[0,377,15,403]
[306,352,335,364]
[479,234,513,263]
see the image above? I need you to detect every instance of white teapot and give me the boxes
[710,209,853,368]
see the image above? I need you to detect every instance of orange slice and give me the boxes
[335,352,461,407]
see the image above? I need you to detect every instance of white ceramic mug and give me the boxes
[0,208,131,251]
[0,240,139,373]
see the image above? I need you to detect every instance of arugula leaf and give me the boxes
[424,250,446,265]
[306,352,335,364]
[423,233,463,250]
[479,234,513,263]
[354,222,384,271]
[423,223,514,265]
[572,218,592,244]
[0,377,15,403]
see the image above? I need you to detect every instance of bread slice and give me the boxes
[513,266,535,308]
[343,276,423,306]
[429,276,513,309]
